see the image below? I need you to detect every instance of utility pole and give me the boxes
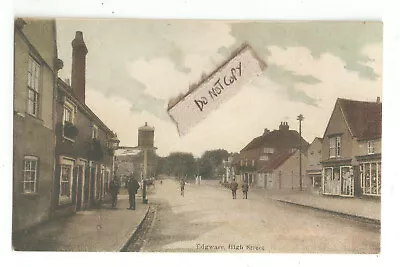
[297,114,304,191]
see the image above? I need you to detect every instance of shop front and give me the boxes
[358,159,381,197]
[322,160,354,197]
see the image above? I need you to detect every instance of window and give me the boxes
[263,147,274,154]
[323,165,353,196]
[59,159,74,201]
[27,56,41,116]
[60,165,72,197]
[290,148,297,153]
[329,136,341,158]
[367,141,375,154]
[23,156,38,193]
[252,159,255,166]
[259,155,269,161]
[92,124,98,139]
[240,160,243,166]
[360,162,381,196]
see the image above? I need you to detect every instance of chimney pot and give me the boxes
[376,97,381,103]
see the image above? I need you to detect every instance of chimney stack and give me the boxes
[279,121,289,131]
[71,31,88,103]
[376,96,381,103]
[263,128,270,135]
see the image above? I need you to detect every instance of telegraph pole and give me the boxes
[297,114,304,191]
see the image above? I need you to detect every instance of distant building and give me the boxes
[53,31,118,215]
[115,151,157,182]
[321,98,382,198]
[257,150,309,190]
[305,137,323,193]
[234,122,309,188]
[13,18,63,232]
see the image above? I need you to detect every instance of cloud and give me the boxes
[56,20,382,156]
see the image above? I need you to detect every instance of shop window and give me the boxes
[361,162,381,196]
[340,166,354,196]
[323,166,353,196]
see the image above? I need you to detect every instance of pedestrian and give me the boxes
[180,179,185,197]
[109,176,120,208]
[127,175,140,210]
[230,179,238,199]
[242,182,249,199]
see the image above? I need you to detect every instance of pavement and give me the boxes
[13,195,150,251]
[250,187,381,224]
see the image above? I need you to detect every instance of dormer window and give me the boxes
[367,141,375,154]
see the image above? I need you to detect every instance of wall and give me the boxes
[353,138,382,157]
[272,151,309,190]
[13,20,56,232]
[306,139,322,172]
[322,102,353,161]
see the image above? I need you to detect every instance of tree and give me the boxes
[198,149,229,179]
[157,152,196,179]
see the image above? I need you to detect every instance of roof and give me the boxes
[241,129,309,152]
[338,98,382,139]
[57,78,115,136]
[257,152,294,172]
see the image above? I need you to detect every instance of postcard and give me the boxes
[12,18,382,255]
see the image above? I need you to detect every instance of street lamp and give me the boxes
[297,114,304,191]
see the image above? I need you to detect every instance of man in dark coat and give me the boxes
[231,179,238,199]
[242,182,249,199]
[109,176,120,208]
[127,175,140,210]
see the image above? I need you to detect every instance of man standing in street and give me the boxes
[127,175,140,210]
[242,182,249,199]
[180,178,185,197]
[109,176,120,208]
[230,179,238,199]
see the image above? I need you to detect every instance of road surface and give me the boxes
[136,179,379,253]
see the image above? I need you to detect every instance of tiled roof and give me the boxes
[338,98,382,139]
[241,129,309,152]
[257,152,294,172]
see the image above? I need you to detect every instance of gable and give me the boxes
[323,100,352,139]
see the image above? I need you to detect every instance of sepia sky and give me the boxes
[56,19,382,157]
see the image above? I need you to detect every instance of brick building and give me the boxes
[234,122,309,188]
[13,19,63,232]
[53,31,118,215]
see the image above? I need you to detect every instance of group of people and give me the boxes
[229,179,249,199]
[109,175,140,210]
